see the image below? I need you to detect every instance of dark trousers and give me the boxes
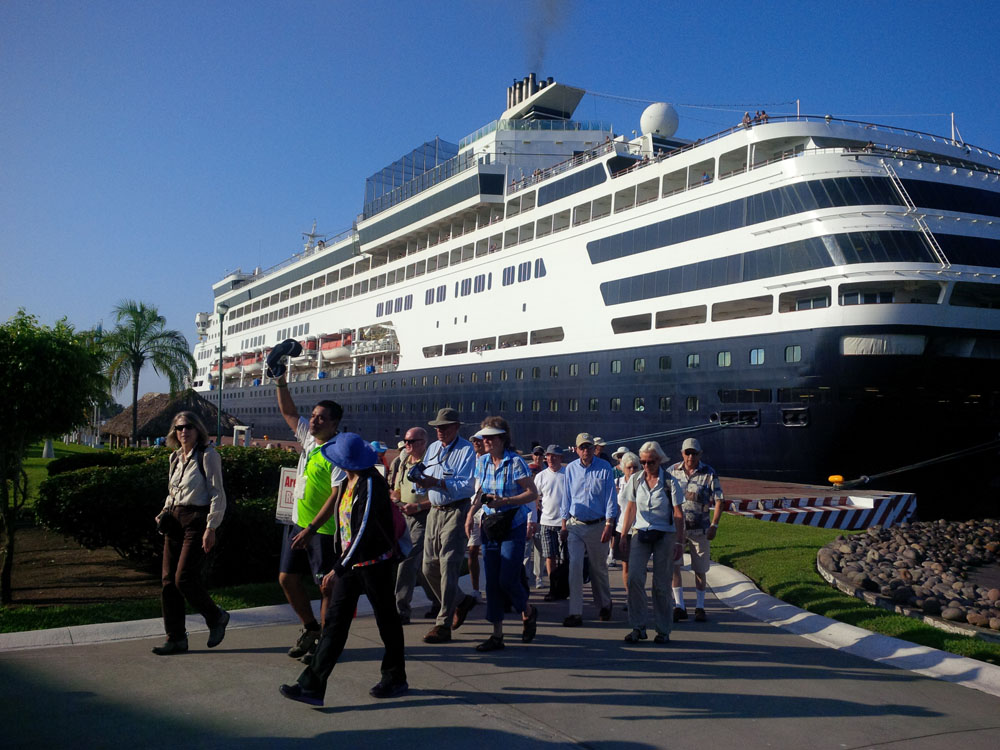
[161,505,222,641]
[483,523,528,624]
[298,559,405,698]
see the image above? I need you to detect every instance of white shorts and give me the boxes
[467,507,483,548]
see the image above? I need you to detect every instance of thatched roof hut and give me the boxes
[102,389,242,448]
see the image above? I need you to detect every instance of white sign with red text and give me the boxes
[276,467,296,525]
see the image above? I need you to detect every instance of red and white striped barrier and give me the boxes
[725,493,917,530]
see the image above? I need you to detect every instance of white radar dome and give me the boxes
[640,102,679,137]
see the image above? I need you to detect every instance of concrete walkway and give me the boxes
[2,566,999,749]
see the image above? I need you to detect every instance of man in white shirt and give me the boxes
[534,445,569,602]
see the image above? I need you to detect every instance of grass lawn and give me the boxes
[713,514,1000,665]
[21,441,99,508]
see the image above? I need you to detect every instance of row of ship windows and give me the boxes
[218,345,800,391]
[222,168,999,339]
[225,384,991,421]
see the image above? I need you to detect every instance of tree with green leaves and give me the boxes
[0,310,107,604]
[104,300,196,445]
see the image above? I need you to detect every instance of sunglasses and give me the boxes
[639,459,658,465]
[175,424,193,432]
[684,450,700,456]
[403,438,424,444]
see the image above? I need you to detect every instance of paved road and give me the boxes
[2,567,999,750]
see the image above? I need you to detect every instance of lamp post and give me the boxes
[216,302,230,444]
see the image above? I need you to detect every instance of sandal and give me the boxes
[475,635,505,652]
[623,628,647,643]
[521,605,538,643]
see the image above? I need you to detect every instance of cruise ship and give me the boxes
[191,75,1000,505]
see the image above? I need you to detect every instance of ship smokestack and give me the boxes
[529,72,537,95]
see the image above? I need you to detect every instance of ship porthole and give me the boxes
[709,412,720,423]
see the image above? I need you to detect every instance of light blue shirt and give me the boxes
[560,455,618,522]
[620,468,681,532]
[423,436,476,506]
[475,450,532,527]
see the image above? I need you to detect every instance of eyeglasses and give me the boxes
[403,438,424,444]
[639,459,658,465]
[175,424,193,432]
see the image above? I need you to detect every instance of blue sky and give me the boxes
[2,0,996,400]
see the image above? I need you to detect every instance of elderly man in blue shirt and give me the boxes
[414,408,478,643]
[560,432,618,626]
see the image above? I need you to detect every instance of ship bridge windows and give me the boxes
[779,287,831,312]
[950,281,1000,309]
[537,163,607,207]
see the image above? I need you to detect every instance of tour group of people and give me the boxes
[151,370,725,707]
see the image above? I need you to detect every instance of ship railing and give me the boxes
[219,226,357,289]
[511,114,1000,197]
[508,139,639,194]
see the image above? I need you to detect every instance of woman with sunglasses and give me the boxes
[618,441,683,644]
[464,416,538,651]
[152,411,229,655]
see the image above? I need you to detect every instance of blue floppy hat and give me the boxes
[320,433,377,471]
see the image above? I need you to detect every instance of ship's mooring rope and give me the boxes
[836,437,1000,489]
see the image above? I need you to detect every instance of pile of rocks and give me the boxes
[816,519,1000,633]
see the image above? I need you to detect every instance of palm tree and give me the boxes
[104,300,195,445]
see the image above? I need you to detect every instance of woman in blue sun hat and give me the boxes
[280,432,407,705]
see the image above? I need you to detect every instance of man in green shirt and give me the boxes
[275,372,345,660]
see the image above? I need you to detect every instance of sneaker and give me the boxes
[673,607,688,623]
[694,607,707,622]
[299,653,313,666]
[535,578,544,589]
[599,605,612,621]
[288,626,320,658]
[653,633,671,645]
[207,609,230,648]
[563,614,583,627]
[452,594,477,630]
[279,683,323,706]
[151,637,188,656]
[369,679,409,699]
[423,625,452,643]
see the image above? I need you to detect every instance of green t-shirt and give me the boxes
[298,446,338,534]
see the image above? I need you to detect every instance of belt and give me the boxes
[431,498,471,510]
[571,515,604,525]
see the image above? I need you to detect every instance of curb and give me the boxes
[706,562,1000,699]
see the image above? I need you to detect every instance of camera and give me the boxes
[407,462,427,483]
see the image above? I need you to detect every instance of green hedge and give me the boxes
[45,448,153,476]
[35,446,299,586]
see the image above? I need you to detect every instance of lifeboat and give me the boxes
[291,338,317,365]
[320,335,352,361]
[242,353,262,374]
[223,357,239,377]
